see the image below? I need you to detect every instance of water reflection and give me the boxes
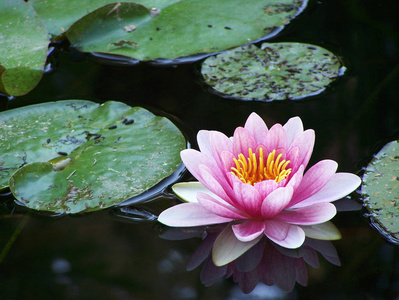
[160,224,340,294]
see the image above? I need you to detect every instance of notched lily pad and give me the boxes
[0,100,186,214]
[0,0,49,96]
[201,42,344,101]
[362,140,399,244]
[66,0,307,62]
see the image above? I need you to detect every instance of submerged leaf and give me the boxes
[66,0,307,62]
[201,42,344,101]
[362,140,399,244]
[0,100,186,214]
[0,0,49,96]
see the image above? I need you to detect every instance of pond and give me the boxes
[1,0,399,299]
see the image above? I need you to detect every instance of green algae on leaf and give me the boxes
[201,42,344,101]
[66,0,306,61]
[1,100,186,214]
[362,140,399,244]
[0,0,49,96]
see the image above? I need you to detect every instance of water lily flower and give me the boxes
[158,113,361,264]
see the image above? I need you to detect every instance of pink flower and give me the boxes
[158,113,361,263]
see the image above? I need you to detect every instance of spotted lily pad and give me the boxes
[0,100,186,214]
[201,42,344,101]
[66,0,307,61]
[0,0,49,96]
[362,140,399,244]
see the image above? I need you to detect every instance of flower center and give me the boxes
[231,148,291,185]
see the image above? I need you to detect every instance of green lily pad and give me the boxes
[201,42,344,101]
[362,140,399,244]
[30,0,176,36]
[0,0,49,96]
[0,100,186,214]
[66,0,306,61]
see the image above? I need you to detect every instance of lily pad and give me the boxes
[201,42,344,101]
[30,0,176,36]
[362,140,399,244]
[66,0,307,61]
[0,100,186,214]
[0,0,49,96]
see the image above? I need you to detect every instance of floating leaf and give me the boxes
[30,0,175,36]
[201,42,344,101]
[66,0,306,62]
[0,100,186,214]
[0,0,49,96]
[362,140,399,244]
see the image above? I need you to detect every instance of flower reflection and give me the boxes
[159,113,361,266]
[161,224,341,294]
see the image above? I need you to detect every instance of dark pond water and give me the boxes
[1,0,399,299]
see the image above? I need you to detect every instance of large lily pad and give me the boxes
[66,0,306,61]
[0,0,49,96]
[0,100,186,214]
[201,42,344,101]
[362,140,399,244]
[30,0,177,36]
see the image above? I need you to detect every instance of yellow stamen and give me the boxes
[231,148,291,185]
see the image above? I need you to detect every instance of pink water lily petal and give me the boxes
[289,160,338,207]
[244,112,268,144]
[197,130,212,157]
[198,164,235,204]
[220,150,236,173]
[276,202,337,225]
[286,146,300,175]
[264,219,290,240]
[197,192,247,220]
[233,127,257,157]
[209,130,233,170]
[263,124,287,153]
[292,173,361,208]
[261,187,294,218]
[254,144,269,158]
[209,130,233,154]
[283,116,304,147]
[289,129,315,168]
[285,165,304,192]
[180,149,219,183]
[264,220,305,249]
[232,176,262,217]
[254,179,278,199]
[158,203,232,227]
[232,220,266,242]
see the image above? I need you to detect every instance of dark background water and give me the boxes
[1,0,399,298]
